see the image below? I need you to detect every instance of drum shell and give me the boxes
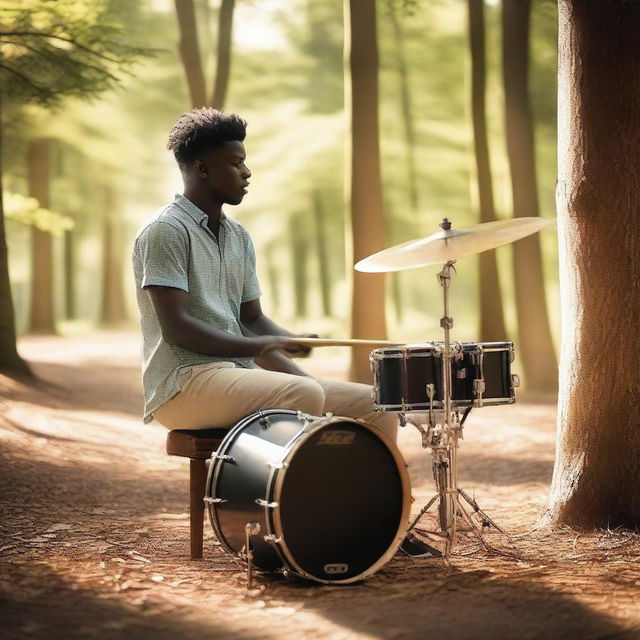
[372,341,516,411]
[208,410,302,571]
[208,410,411,584]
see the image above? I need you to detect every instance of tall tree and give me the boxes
[0,94,29,375]
[0,0,146,376]
[468,0,506,341]
[27,138,55,333]
[344,0,387,382]
[173,0,236,109]
[546,0,640,530]
[386,1,419,326]
[388,0,419,214]
[312,190,332,317]
[289,214,308,319]
[502,0,557,393]
[100,186,127,326]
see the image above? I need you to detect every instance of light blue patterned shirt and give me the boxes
[132,194,261,423]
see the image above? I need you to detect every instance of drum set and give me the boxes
[204,216,551,586]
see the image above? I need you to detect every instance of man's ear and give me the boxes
[194,159,208,177]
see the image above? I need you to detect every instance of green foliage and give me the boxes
[0,0,151,105]
[4,190,73,235]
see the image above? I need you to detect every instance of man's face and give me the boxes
[199,140,251,205]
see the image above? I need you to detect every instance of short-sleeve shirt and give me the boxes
[132,193,261,423]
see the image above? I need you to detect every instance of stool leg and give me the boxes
[189,458,207,559]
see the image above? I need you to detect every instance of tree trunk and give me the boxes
[469,0,507,341]
[100,187,127,326]
[64,229,75,319]
[289,215,308,319]
[174,0,207,108]
[0,94,31,376]
[545,0,640,530]
[502,0,557,393]
[388,1,419,214]
[312,190,332,317]
[210,0,235,109]
[28,139,56,334]
[344,0,387,382]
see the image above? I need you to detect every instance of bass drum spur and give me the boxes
[206,410,411,584]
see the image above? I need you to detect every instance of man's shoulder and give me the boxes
[135,203,190,243]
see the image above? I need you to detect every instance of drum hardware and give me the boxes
[255,499,279,508]
[357,217,553,558]
[472,345,485,408]
[267,461,289,470]
[396,254,507,557]
[263,534,282,543]
[426,383,435,428]
[242,522,261,589]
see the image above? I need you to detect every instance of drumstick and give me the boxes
[288,337,403,348]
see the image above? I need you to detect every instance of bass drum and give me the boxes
[206,410,411,584]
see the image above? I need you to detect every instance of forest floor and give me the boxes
[1,331,639,640]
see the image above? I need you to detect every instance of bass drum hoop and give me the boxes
[267,415,412,584]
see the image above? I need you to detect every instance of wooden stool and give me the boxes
[166,428,229,559]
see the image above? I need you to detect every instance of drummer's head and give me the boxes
[167,108,251,205]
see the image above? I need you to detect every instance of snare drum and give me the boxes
[206,410,411,584]
[371,341,518,412]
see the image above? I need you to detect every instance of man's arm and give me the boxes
[147,286,302,358]
[240,298,312,375]
[240,298,293,337]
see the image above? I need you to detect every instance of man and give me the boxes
[132,107,397,441]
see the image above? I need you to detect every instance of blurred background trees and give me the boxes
[1,0,560,393]
[0,0,148,374]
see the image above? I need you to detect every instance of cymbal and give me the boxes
[355,217,553,273]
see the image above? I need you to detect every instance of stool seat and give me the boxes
[166,428,230,459]
[166,427,231,559]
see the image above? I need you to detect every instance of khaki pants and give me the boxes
[153,362,398,441]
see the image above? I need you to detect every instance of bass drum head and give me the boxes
[273,419,410,583]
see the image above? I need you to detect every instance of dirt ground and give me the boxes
[1,332,639,640]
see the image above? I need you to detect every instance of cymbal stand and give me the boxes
[401,244,505,557]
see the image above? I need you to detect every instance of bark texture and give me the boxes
[0,98,31,375]
[468,0,507,341]
[28,139,56,334]
[344,0,387,382]
[547,0,640,529]
[503,0,557,392]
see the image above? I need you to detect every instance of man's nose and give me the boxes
[243,165,252,178]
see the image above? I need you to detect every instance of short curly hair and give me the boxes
[166,108,247,166]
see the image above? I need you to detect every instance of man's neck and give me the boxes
[183,188,223,235]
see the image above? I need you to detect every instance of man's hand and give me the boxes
[288,333,319,358]
[252,335,312,357]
